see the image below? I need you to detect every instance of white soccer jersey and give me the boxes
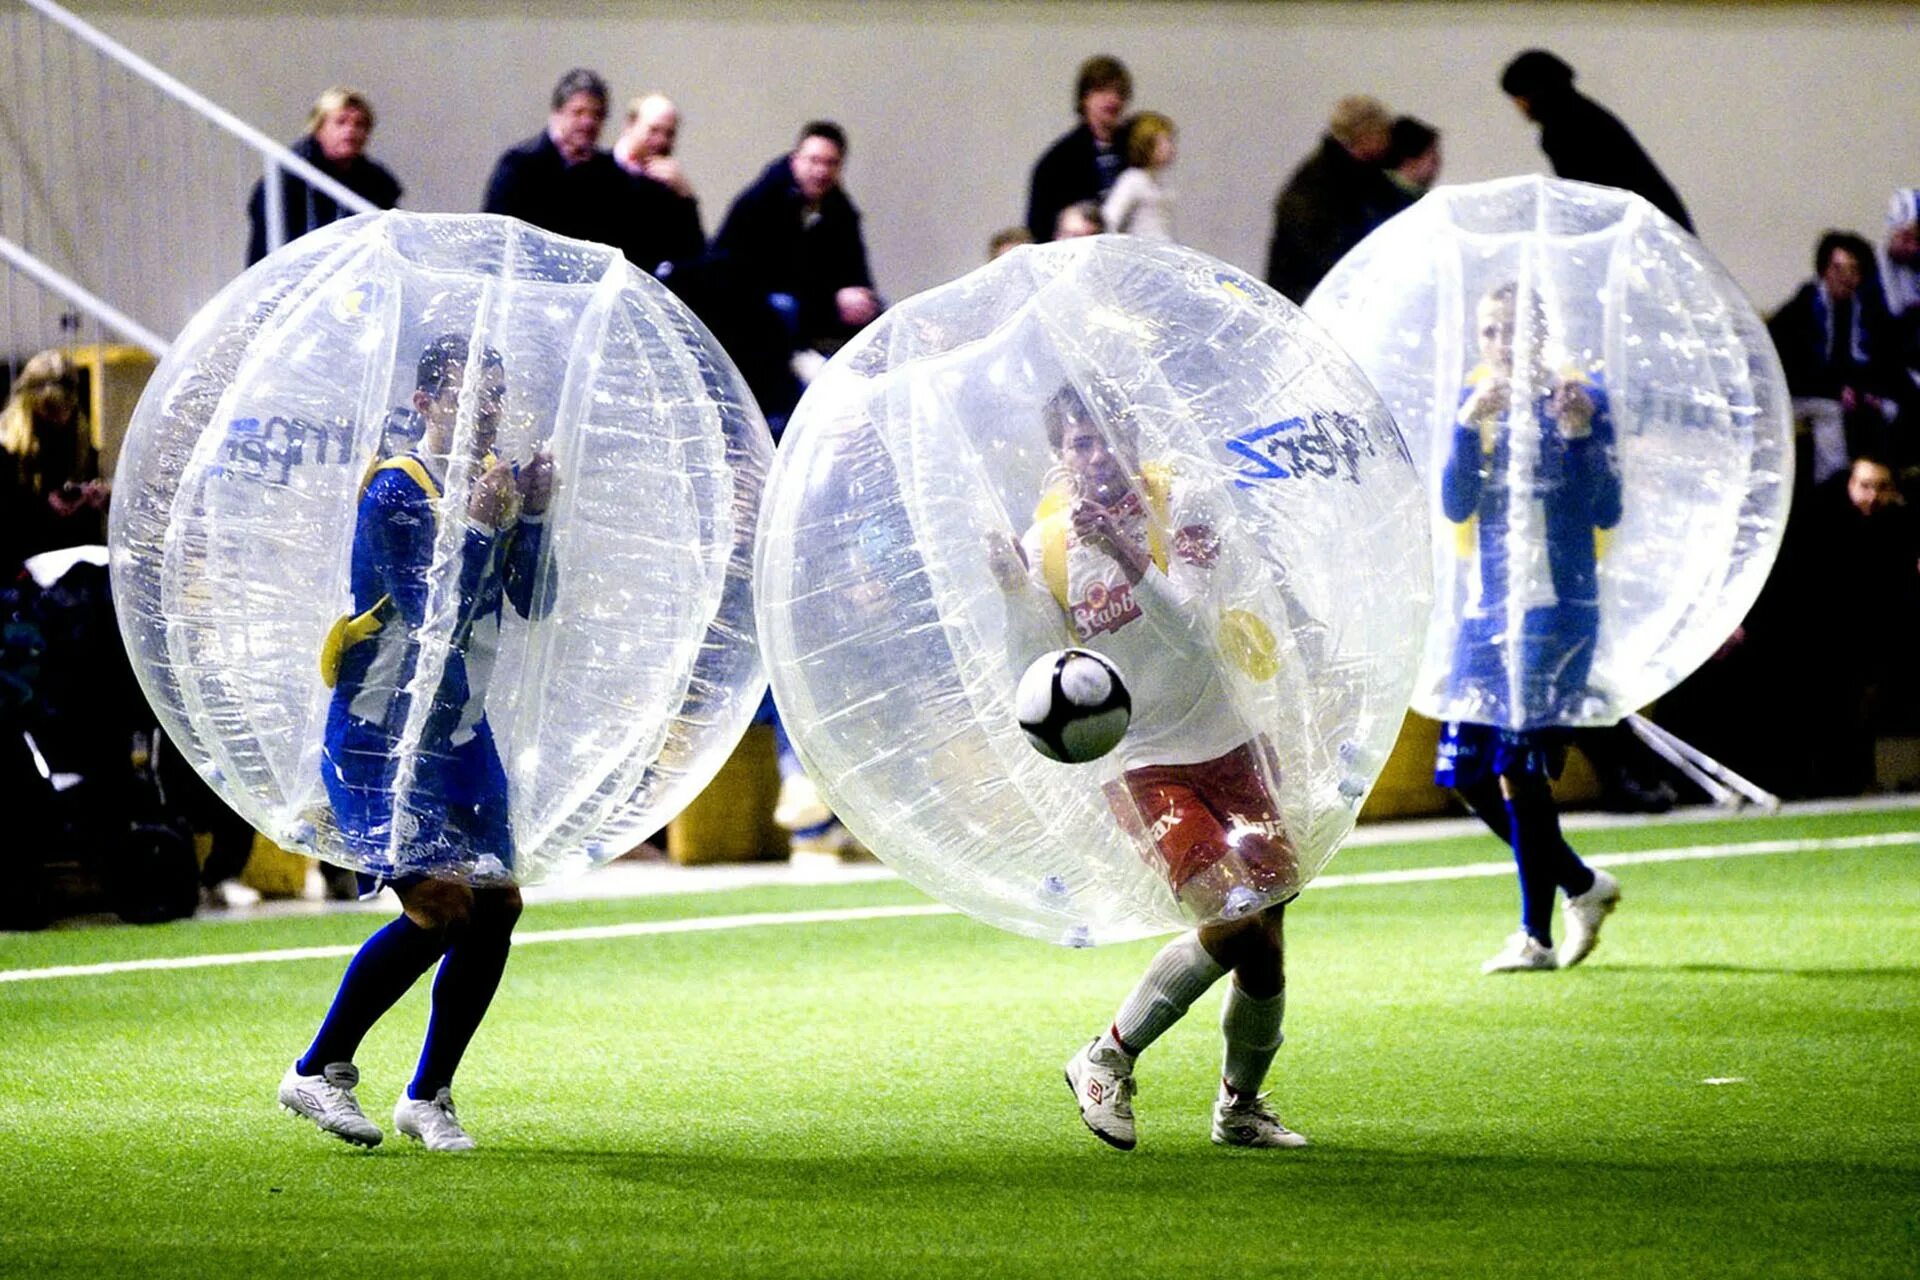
[1018,481,1250,767]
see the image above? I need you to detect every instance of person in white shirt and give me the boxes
[1101,112,1177,242]
[995,382,1308,1152]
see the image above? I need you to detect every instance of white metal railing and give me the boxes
[1,0,380,363]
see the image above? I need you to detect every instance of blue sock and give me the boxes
[1503,781,1564,946]
[297,915,447,1074]
[409,908,515,1099]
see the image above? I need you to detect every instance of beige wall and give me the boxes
[33,1,1920,336]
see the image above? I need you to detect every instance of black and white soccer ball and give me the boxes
[1015,648,1132,764]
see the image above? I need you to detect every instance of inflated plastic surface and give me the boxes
[110,212,771,885]
[1306,176,1792,731]
[755,237,1429,945]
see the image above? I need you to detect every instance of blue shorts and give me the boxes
[323,714,513,881]
[1434,722,1570,790]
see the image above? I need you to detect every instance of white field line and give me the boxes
[2,832,1914,985]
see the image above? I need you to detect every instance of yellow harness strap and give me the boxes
[356,453,442,502]
[1037,466,1171,609]
[321,456,447,686]
[1031,464,1281,682]
[319,595,390,688]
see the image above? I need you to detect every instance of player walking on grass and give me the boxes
[995,384,1307,1151]
[1438,282,1621,974]
[279,333,556,1150]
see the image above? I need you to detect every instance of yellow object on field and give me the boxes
[667,723,787,865]
[240,833,310,898]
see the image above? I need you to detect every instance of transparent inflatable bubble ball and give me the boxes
[1017,648,1132,764]
[1306,176,1793,732]
[110,211,773,886]
[755,236,1431,944]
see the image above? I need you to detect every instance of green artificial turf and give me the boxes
[1,806,1916,1278]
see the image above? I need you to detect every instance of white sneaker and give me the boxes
[279,1061,382,1147]
[1482,930,1558,974]
[1064,1038,1137,1150]
[773,774,832,831]
[1559,869,1622,969]
[394,1088,477,1151]
[1212,1089,1309,1149]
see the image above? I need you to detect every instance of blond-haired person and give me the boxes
[1102,112,1178,242]
[2,351,104,565]
[246,86,402,265]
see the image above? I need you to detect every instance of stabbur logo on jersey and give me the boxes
[1073,580,1142,639]
[1226,409,1393,488]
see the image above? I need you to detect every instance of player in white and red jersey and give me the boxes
[1001,383,1308,1151]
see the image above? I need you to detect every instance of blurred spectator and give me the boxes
[1102,111,1177,241]
[1027,55,1133,243]
[713,121,881,417]
[613,92,705,250]
[1876,188,1920,432]
[1381,115,1441,214]
[1,351,105,568]
[1500,50,1692,232]
[1763,454,1920,794]
[1769,231,1902,482]
[246,87,402,266]
[988,226,1034,260]
[1879,187,1920,321]
[1053,200,1106,239]
[482,69,696,276]
[1770,231,1895,403]
[1264,95,1399,303]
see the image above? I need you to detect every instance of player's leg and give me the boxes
[284,728,451,1146]
[1476,770,1562,972]
[1507,764,1623,968]
[396,733,520,1150]
[1066,771,1231,1150]
[1203,904,1307,1148]
[280,877,457,1146]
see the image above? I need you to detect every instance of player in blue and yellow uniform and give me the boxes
[280,333,557,1150]
[1435,282,1623,973]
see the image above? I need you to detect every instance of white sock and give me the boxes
[1219,979,1286,1100]
[1104,932,1226,1060]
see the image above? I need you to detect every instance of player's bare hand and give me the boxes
[985,531,1027,591]
[470,460,520,528]
[1552,380,1594,439]
[518,448,555,515]
[1462,376,1510,434]
[1069,499,1117,545]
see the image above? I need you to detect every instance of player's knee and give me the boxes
[1234,928,1284,996]
[472,885,523,935]
[402,879,474,932]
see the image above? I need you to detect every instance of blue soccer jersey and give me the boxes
[321,449,554,873]
[1438,367,1622,730]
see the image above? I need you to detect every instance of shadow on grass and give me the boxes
[490,1142,1920,1194]
[1595,963,1920,980]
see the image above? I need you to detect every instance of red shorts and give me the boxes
[1104,739,1298,910]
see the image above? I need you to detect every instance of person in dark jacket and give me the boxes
[246,87,401,265]
[1264,95,1400,303]
[481,68,699,276]
[1499,50,1693,233]
[712,120,880,381]
[1379,116,1442,218]
[1026,55,1133,244]
[1769,230,1899,407]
